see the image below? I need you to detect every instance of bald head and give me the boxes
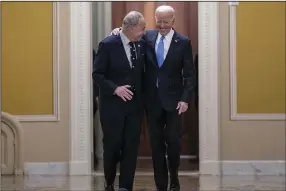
[155,5,175,19]
[155,5,175,36]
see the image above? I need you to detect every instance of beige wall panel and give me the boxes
[219,2,285,160]
[2,2,54,115]
[236,2,285,114]
[20,3,70,162]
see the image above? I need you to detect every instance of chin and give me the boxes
[159,29,168,35]
[135,36,142,41]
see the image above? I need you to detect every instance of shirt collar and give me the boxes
[120,30,131,46]
[157,28,174,41]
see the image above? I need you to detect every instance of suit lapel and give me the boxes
[148,31,159,68]
[163,31,180,66]
[148,30,180,68]
[151,31,158,50]
[116,35,132,69]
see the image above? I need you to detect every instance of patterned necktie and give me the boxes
[129,42,137,69]
[156,36,165,67]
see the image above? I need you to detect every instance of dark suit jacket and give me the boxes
[93,35,145,118]
[143,29,196,111]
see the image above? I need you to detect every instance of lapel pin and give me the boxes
[138,44,140,47]
[175,39,178,43]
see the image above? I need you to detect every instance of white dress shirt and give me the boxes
[120,30,134,68]
[155,29,174,60]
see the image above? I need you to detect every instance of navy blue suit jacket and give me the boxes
[92,35,145,117]
[143,29,196,111]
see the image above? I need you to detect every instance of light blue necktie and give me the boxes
[156,36,164,87]
[156,36,165,67]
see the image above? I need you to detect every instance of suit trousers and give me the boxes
[146,89,182,190]
[100,97,143,191]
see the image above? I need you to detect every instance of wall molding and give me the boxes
[229,4,286,121]
[24,162,68,175]
[231,114,286,121]
[1,112,24,175]
[222,160,285,175]
[22,160,285,176]
[15,2,60,122]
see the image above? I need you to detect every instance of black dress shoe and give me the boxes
[169,184,180,191]
[118,188,128,191]
[169,173,180,191]
[169,179,180,191]
[105,185,115,191]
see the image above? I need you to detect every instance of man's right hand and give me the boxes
[110,27,122,36]
[114,85,133,101]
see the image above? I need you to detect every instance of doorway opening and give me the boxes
[69,1,220,176]
[91,1,199,174]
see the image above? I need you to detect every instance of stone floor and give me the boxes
[1,159,285,190]
[1,174,285,191]
[94,158,199,173]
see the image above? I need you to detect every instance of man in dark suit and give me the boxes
[110,5,196,191]
[143,6,196,191]
[93,11,146,191]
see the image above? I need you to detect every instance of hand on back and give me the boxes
[110,27,122,36]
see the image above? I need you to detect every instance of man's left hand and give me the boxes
[176,101,188,115]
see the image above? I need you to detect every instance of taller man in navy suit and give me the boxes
[144,6,196,191]
[93,11,146,191]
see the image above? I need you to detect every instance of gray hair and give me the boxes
[122,11,144,29]
[155,5,175,19]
